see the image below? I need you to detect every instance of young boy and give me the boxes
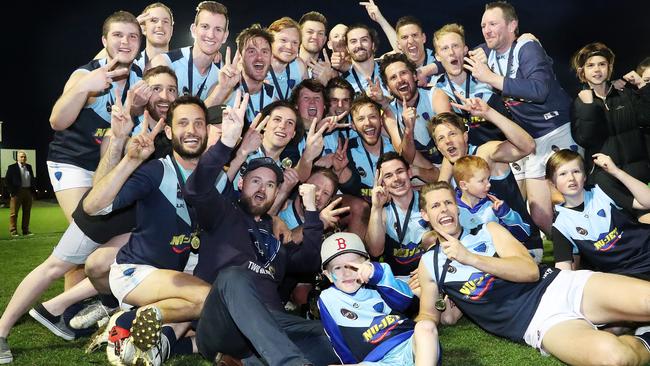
[453,156,531,242]
[318,232,440,366]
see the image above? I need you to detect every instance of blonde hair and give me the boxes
[433,23,465,52]
[545,149,584,182]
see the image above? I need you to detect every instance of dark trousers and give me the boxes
[9,188,32,234]
[196,267,339,366]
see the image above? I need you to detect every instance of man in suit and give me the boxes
[6,151,35,236]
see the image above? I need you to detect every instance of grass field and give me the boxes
[0,201,564,365]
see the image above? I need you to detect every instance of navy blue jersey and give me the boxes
[111,156,195,270]
[48,59,143,171]
[552,185,650,275]
[382,191,428,276]
[435,73,507,146]
[318,263,415,363]
[387,88,442,164]
[421,225,559,342]
[162,46,220,100]
[482,39,571,138]
[468,145,543,251]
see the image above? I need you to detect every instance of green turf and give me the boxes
[0,202,564,365]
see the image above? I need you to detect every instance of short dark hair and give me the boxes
[325,77,354,113]
[194,1,229,28]
[236,24,274,54]
[346,23,380,49]
[485,1,519,35]
[290,79,325,106]
[395,16,423,34]
[377,151,409,172]
[166,95,207,126]
[350,94,381,120]
[379,52,417,87]
[259,100,304,144]
[636,57,650,76]
[102,11,141,38]
[143,65,178,86]
[298,11,328,29]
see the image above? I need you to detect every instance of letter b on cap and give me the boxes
[336,237,347,251]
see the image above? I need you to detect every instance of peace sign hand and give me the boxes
[303,118,329,162]
[220,90,250,148]
[359,0,384,23]
[437,228,472,264]
[371,168,390,207]
[239,112,269,156]
[450,92,491,120]
[218,47,242,91]
[345,261,375,284]
[365,76,386,104]
[127,117,165,161]
[487,193,505,212]
[319,197,351,229]
[317,111,350,134]
[110,88,135,140]
[332,137,350,175]
[83,58,129,93]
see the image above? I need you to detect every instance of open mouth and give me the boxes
[446,146,458,156]
[363,126,376,137]
[153,31,166,37]
[438,216,454,226]
[253,192,267,202]
[183,136,200,148]
[274,131,287,138]
[253,62,265,72]
[307,107,318,117]
[398,83,409,93]
[155,102,170,113]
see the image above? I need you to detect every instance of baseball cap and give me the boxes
[240,157,284,184]
[321,232,369,269]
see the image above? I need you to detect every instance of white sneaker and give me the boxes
[106,311,131,366]
[87,309,122,354]
[120,333,170,366]
[71,300,118,329]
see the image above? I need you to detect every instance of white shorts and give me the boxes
[510,123,577,181]
[47,161,94,192]
[51,221,101,264]
[523,269,595,355]
[109,262,158,307]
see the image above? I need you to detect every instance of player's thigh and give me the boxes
[581,272,650,324]
[55,187,90,222]
[123,269,210,307]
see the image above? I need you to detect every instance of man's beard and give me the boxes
[240,194,273,217]
[171,134,207,159]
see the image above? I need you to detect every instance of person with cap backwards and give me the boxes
[183,90,338,366]
[317,232,441,366]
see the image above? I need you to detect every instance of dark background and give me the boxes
[1,0,648,195]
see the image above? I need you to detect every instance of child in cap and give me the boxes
[317,232,441,366]
[453,155,531,242]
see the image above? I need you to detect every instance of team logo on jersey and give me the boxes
[460,272,496,300]
[169,234,192,253]
[472,242,487,253]
[94,128,109,145]
[594,227,622,252]
[422,112,431,121]
[447,265,457,274]
[340,308,358,320]
[512,163,521,171]
[362,315,402,344]
[576,227,588,236]
[597,209,606,218]
[357,166,367,178]
[393,242,423,265]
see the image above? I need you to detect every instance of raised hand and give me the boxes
[220,90,249,147]
[623,70,645,88]
[401,96,416,132]
[109,88,135,140]
[450,92,491,119]
[130,80,154,109]
[365,76,385,103]
[218,47,242,91]
[371,168,390,207]
[298,182,317,211]
[330,50,350,71]
[303,118,329,162]
[437,228,472,264]
[239,113,269,156]
[577,89,593,104]
[344,261,375,284]
[332,137,350,175]
[319,197,351,229]
[310,49,336,85]
[317,111,350,134]
[83,58,129,93]
[487,193,504,212]
[467,48,488,64]
[592,153,620,174]
[127,116,165,161]
[463,55,494,84]
[359,0,383,23]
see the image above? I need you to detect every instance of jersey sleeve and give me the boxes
[570,95,608,149]
[493,201,532,241]
[110,160,162,212]
[367,263,413,312]
[551,226,577,263]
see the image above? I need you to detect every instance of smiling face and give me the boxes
[142,6,173,48]
[481,7,516,53]
[323,252,366,293]
[432,122,468,163]
[296,87,325,122]
[551,158,586,200]
[242,36,272,82]
[327,87,352,117]
[379,158,412,198]
[301,20,326,54]
[397,23,426,64]
[145,72,178,120]
[166,103,208,159]
[351,103,382,146]
[239,167,279,217]
[421,186,461,238]
[272,27,300,64]
[102,22,141,66]
[435,32,468,78]
[384,61,417,102]
[582,55,611,87]
[262,106,297,149]
[190,10,229,57]
[346,27,375,63]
